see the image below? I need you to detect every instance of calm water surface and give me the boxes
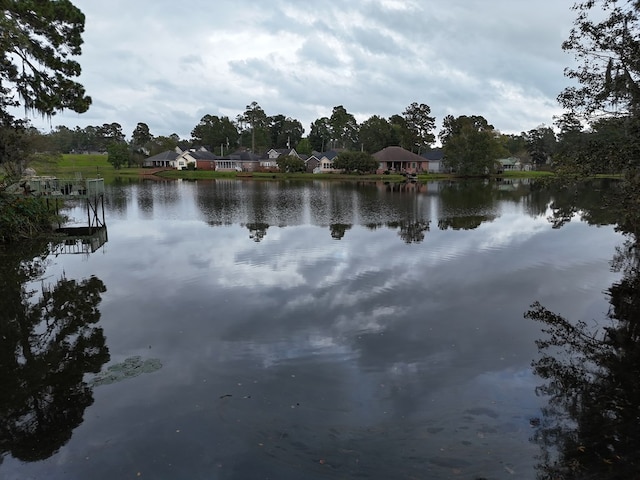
[0,179,626,479]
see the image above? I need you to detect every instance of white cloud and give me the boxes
[23,0,578,139]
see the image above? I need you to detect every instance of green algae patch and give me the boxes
[90,356,162,386]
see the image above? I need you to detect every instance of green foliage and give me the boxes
[359,115,398,153]
[0,115,33,177]
[0,196,58,243]
[402,102,436,153]
[332,151,379,174]
[560,0,640,118]
[239,101,269,153]
[99,123,125,145]
[554,116,640,175]
[38,122,132,154]
[308,117,331,151]
[328,105,359,150]
[268,114,304,149]
[589,117,639,172]
[440,115,507,176]
[191,114,238,153]
[131,122,152,147]
[149,135,180,156]
[295,137,312,155]
[0,1,91,116]
[524,125,557,166]
[276,154,305,173]
[106,142,130,170]
[557,1,640,175]
[389,114,412,151]
[501,133,527,156]
[42,125,74,153]
[45,125,86,153]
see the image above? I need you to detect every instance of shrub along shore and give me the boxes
[0,196,62,243]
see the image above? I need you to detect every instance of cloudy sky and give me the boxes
[27,0,579,141]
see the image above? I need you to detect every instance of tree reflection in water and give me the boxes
[330,223,352,240]
[245,221,269,242]
[527,179,640,479]
[386,219,430,243]
[0,242,109,463]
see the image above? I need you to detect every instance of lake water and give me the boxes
[0,178,627,479]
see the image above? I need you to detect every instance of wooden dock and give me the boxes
[50,226,108,255]
[8,175,106,230]
[17,175,105,199]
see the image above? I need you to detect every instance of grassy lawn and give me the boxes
[19,153,558,184]
[28,154,144,181]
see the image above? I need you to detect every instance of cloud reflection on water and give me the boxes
[9,179,623,479]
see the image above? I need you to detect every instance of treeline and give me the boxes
[20,101,639,176]
[30,101,440,157]
[20,101,548,174]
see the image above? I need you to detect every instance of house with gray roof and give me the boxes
[213,151,261,172]
[305,155,320,173]
[142,150,179,168]
[260,148,301,169]
[373,146,428,174]
[421,148,445,173]
[184,149,218,170]
[497,157,529,172]
[310,150,341,173]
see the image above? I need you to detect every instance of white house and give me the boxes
[312,150,340,173]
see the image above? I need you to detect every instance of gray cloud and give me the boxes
[25,0,578,140]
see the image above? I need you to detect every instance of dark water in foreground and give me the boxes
[0,179,631,479]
